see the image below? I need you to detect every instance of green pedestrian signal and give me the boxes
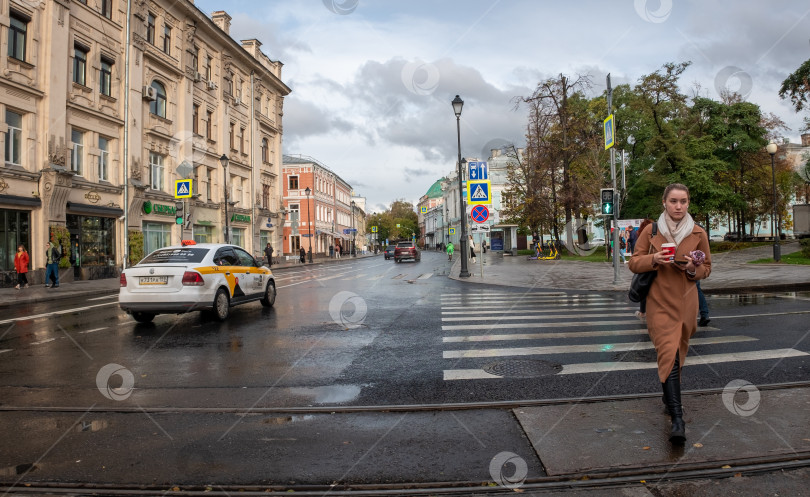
[600,188,614,216]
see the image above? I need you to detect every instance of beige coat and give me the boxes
[628,223,712,382]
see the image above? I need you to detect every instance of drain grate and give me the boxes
[483,359,563,378]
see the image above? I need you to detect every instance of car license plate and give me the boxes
[139,276,168,285]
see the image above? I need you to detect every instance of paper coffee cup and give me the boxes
[661,243,676,261]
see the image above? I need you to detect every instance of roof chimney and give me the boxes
[491,149,501,158]
[211,11,231,35]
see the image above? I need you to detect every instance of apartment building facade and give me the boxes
[0,0,289,285]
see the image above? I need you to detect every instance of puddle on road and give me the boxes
[0,463,37,477]
[286,384,362,404]
[262,415,316,425]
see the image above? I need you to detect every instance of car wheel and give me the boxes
[213,288,230,321]
[132,311,155,323]
[260,281,276,307]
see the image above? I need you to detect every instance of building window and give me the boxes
[149,80,167,117]
[193,225,214,244]
[231,228,244,247]
[101,0,112,19]
[262,184,270,209]
[192,104,199,134]
[98,136,110,181]
[149,152,164,191]
[5,111,22,166]
[205,56,212,81]
[73,45,88,86]
[0,209,30,271]
[206,110,213,139]
[8,12,27,62]
[146,13,155,45]
[100,58,113,96]
[162,24,171,54]
[190,46,198,72]
[71,129,84,175]
[143,222,171,254]
[240,127,245,154]
[289,175,298,190]
[229,122,235,150]
[206,168,212,201]
[261,138,269,163]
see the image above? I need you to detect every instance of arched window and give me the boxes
[261,138,269,163]
[149,80,167,118]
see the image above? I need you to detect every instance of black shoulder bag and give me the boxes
[628,222,658,303]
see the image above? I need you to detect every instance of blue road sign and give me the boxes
[604,114,615,150]
[467,180,491,205]
[174,179,192,198]
[468,161,488,181]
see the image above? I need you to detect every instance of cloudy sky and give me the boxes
[194,0,810,213]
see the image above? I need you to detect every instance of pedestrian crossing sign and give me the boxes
[466,180,491,205]
[449,228,455,235]
[174,179,192,198]
[420,206,427,214]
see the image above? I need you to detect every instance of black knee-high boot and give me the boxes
[661,353,686,443]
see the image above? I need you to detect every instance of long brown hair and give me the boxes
[662,183,690,203]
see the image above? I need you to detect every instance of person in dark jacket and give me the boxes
[264,243,274,267]
[299,246,306,263]
[45,241,60,288]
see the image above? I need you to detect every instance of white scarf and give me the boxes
[657,211,695,248]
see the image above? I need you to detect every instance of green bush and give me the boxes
[800,238,810,258]
[128,230,144,265]
[49,225,71,269]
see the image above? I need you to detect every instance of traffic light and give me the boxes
[175,201,184,225]
[600,188,615,215]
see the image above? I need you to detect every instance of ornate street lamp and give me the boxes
[452,95,470,277]
[305,186,313,263]
[219,154,230,243]
[766,142,781,262]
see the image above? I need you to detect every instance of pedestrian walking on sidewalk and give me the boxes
[628,183,711,444]
[264,243,274,268]
[446,241,454,261]
[45,240,61,288]
[299,247,306,263]
[14,244,29,290]
[468,235,477,263]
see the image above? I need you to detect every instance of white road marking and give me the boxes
[443,329,651,342]
[79,327,107,334]
[87,295,118,301]
[0,302,118,325]
[417,273,433,279]
[441,292,566,297]
[442,320,643,331]
[440,299,614,310]
[443,348,809,380]
[442,312,636,322]
[710,310,810,319]
[442,306,636,315]
[0,349,12,354]
[442,335,756,359]
[30,338,57,346]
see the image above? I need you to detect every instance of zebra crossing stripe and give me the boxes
[442,306,636,315]
[442,328,654,342]
[441,292,565,297]
[442,348,808,380]
[442,312,636,322]
[442,335,756,359]
[442,320,643,331]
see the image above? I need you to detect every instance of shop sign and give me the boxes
[142,200,176,216]
[84,191,101,203]
[231,214,250,223]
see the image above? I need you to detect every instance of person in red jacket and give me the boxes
[14,244,29,290]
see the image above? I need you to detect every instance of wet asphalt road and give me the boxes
[1,251,810,409]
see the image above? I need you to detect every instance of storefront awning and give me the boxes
[66,201,124,217]
[0,194,42,207]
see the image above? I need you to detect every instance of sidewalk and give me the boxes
[0,252,380,310]
[451,241,810,293]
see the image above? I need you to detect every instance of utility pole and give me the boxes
[607,74,620,285]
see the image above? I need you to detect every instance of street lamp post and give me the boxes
[350,200,356,257]
[767,142,781,262]
[452,95,470,278]
[305,186,313,263]
[219,154,230,243]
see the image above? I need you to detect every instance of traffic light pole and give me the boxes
[607,74,621,286]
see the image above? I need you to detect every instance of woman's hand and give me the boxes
[652,250,672,265]
[682,255,696,273]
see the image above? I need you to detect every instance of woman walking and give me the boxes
[468,235,477,263]
[628,184,711,444]
[14,244,29,290]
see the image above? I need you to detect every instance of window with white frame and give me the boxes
[149,80,167,118]
[146,13,155,45]
[162,24,171,55]
[261,138,268,163]
[100,57,113,96]
[206,168,212,201]
[98,136,110,181]
[5,110,22,166]
[71,129,84,175]
[149,151,164,190]
[101,0,112,19]
[73,45,88,86]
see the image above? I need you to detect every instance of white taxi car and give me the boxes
[119,242,276,322]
